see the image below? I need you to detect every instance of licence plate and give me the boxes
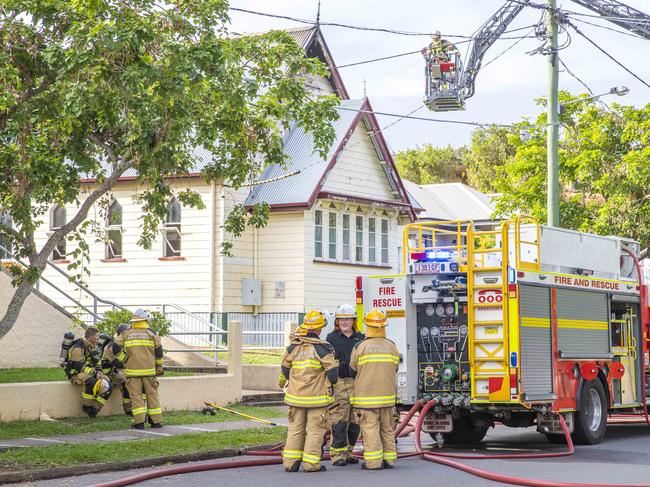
[422,412,453,433]
[536,413,574,434]
[414,262,442,274]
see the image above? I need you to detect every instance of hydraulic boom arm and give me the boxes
[569,0,650,40]
[460,0,530,100]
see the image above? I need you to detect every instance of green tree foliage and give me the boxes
[96,310,171,338]
[395,144,466,184]
[465,126,518,193]
[0,0,339,337]
[490,91,650,249]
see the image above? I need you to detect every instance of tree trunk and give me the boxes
[0,158,133,340]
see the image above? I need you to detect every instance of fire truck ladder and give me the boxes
[467,221,511,402]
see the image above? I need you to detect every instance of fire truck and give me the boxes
[356,216,648,445]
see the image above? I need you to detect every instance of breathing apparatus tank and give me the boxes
[97,333,111,356]
[59,332,76,364]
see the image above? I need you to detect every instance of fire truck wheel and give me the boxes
[439,416,488,445]
[573,379,607,445]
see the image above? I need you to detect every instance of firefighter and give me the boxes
[422,30,459,63]
[326,304,365,466]
[113,309,164,429]
[66,327,112,418]
[101,323,132,415]
[350,309,400,470]
[279,309,339,473]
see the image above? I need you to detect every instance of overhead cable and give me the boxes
[334,106,510,128]
[566,20,650,89]
[230,7,544,40]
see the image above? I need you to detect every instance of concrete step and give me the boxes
[166,366,228,374]
[241,390,284,406]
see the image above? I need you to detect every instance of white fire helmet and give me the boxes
[335,304,356,320]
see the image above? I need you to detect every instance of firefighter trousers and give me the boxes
[109,370,132,415]
[126,376,161,425]
[355,406,397,469]
[73,372,110,412]
[329,378,359,463]
[283,406,328,472]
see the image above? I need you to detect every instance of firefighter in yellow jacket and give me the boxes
[113,309,164,429]
[350,309,400,470]
[101,323,131,415]
[279,310,339,473]
[66,327,111,418]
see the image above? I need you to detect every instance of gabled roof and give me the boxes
[246,98,415,220]
[403,181,496,221]
[283,26,349,100]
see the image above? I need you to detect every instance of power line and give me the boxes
[334,106,510,128]
[481,25,538,69]
[230,7,544,40]
[336,49,423,69]
[570,16,647,40]
[566,20,650,89]
[559,56,593,95]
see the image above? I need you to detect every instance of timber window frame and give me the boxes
[162,198,182,258]
[105,200,124,259]
[50,206,67,261]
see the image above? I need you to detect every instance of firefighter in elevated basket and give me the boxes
[279,310,339,473]
[350,309,400,470]
[326,303,365,466]
[113,309,164,429]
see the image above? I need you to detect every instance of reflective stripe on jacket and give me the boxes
[349,337,399,408]
[114,324,163,377]
[281,334,338,408]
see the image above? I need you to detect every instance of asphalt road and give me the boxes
[25,423,650,487]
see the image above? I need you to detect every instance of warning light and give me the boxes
[355,276,363,291]
[508,283,517,298]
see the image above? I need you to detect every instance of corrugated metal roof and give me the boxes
[284,27,317,48]
[245,98,364,207]
[404,181,496,221]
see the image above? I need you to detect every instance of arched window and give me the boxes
[50,206,66,260]
[0,210,12,260]
[163,198,181,257]
[105,200,123,259]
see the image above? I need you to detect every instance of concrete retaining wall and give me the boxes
[242,365,282,392]
[0,321,244,422]
[0,271,78,368]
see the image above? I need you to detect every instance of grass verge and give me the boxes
[0,367,192,383]
[0,426,287,470]
[217,350,283,365]
[0,405,284,440]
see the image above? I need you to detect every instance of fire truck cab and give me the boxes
[356,216,648,445]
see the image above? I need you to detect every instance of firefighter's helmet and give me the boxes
[93,378,111,396]
[335,304,356,319]
[302,309,326,330]
[131,308,152,323]
[364,308,388,328]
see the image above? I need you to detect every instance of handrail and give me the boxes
[162,303,225,333]
[0,242,124,324]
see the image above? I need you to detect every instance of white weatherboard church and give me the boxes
[26,27,416,330]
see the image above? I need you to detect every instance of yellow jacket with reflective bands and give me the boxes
[280,334,338,408]
[349,337,399,408]
[114,324,163,377]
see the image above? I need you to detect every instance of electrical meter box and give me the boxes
[242,278,262,306]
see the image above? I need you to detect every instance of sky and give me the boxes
[229,0,650,152]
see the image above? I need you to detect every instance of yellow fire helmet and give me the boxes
[364,308,388,328]
[302,309,326,330]
[93,378,111,396]
[294,324,307,336]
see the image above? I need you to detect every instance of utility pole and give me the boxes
[546,0,560,227]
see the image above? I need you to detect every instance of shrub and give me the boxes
[97,309,171,337]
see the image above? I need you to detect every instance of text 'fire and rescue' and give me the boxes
[553,275,620,290]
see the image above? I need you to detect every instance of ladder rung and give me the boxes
[472,284,503,290]
[471,267,503,272]
[473,320,503,325]
[473,248,503,254]
[473,338,505,344]
[473,357,506,362]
